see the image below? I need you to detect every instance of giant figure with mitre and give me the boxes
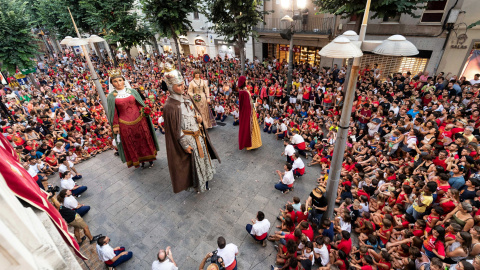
[162,59,220,193]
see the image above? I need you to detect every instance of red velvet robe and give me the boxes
[238,90,252,150]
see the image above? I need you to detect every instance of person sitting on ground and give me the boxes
[60,170,87,197]
[57,189,90,216]
[291,153,305,178]
[58,157,82,180]
[58,205,101,245]
[96,235,133,268]
[275,163,295,194]
[246,211,271,247]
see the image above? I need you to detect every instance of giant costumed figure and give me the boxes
[106,69,160,168]
[188,69,216,129]
[162,59,220,193]
[238,75,262,150]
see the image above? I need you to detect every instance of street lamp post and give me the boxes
[320,0,419,220]
[62,8,109,115]
[281,0,306,96]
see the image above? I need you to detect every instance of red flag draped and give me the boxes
[0,134,87,260]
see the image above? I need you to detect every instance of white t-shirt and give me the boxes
[470,79,480,85]
[231,110,239,118]
[314,245,329,266]
[265,117,274,125]
[215,105,225,114]
[59,161,74,173]
[290,134,304,144]
[152,259,178,270]
[60,177,75,190]
[389,106,399,116]
[284,144,295,157]
[250,219,271,237]
[292,158,305,171]
[282,170,295,186]
[158,116,164,125]
[338,216,352,233]
[63,195,79,209]
[216,243,238,268]
[29,164,40,174]
[96,244,115,262]
[280,123,288,132]
[27,166,37,177]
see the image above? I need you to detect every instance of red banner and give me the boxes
[0,134,87,260]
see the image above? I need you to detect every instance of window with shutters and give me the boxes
[421,0,448,23]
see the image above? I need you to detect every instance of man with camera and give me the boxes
[199,251,226,270]
[212,237,238,270]
[152,246,178,270]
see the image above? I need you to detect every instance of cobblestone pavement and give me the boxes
[64,120,323,269]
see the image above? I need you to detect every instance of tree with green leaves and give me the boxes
[314,0,434,33]
[80,0,153,66]
[202,0,270,75]
[0,0,39,74]
[141,0,198,71]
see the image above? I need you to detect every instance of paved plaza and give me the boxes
[64,122,322,269]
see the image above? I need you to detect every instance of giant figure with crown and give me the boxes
[106,69,159,168]
[163,58,220,194]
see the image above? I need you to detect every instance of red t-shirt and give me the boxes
[296,211,308,224]
[423,236,445,257]
[433,157,447,170]
[302,225,314,241]
[337,238,352,255]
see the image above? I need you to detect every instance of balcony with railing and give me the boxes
[255,17,334,35]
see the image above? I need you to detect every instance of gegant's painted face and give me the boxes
[112,77,125,90]
[172,82,185,95]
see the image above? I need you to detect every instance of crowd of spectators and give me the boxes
[3,47,480,270]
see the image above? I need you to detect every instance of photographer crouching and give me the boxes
[199,237,238,270]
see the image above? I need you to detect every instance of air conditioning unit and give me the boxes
[272,28,277,31]
[313,29,319,32]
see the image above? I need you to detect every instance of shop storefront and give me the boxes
[195,38,207,56]
[461,42,480,79]
[215,40,236,59]
[179,37,190,55]
[358,51,431,79]
[163,45,172,53]
[264,43,322,66]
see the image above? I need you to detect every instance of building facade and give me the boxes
[436,0,480,78]
[152,0,479,79]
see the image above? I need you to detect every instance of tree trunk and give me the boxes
[170,25,182,72]
[27,73,40,90]
[94,42,104,64]
[354,13,363,34]
[125,49,134,67]
[238,35,245,76]
[109,44,119,67]
[151,36,160,56]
